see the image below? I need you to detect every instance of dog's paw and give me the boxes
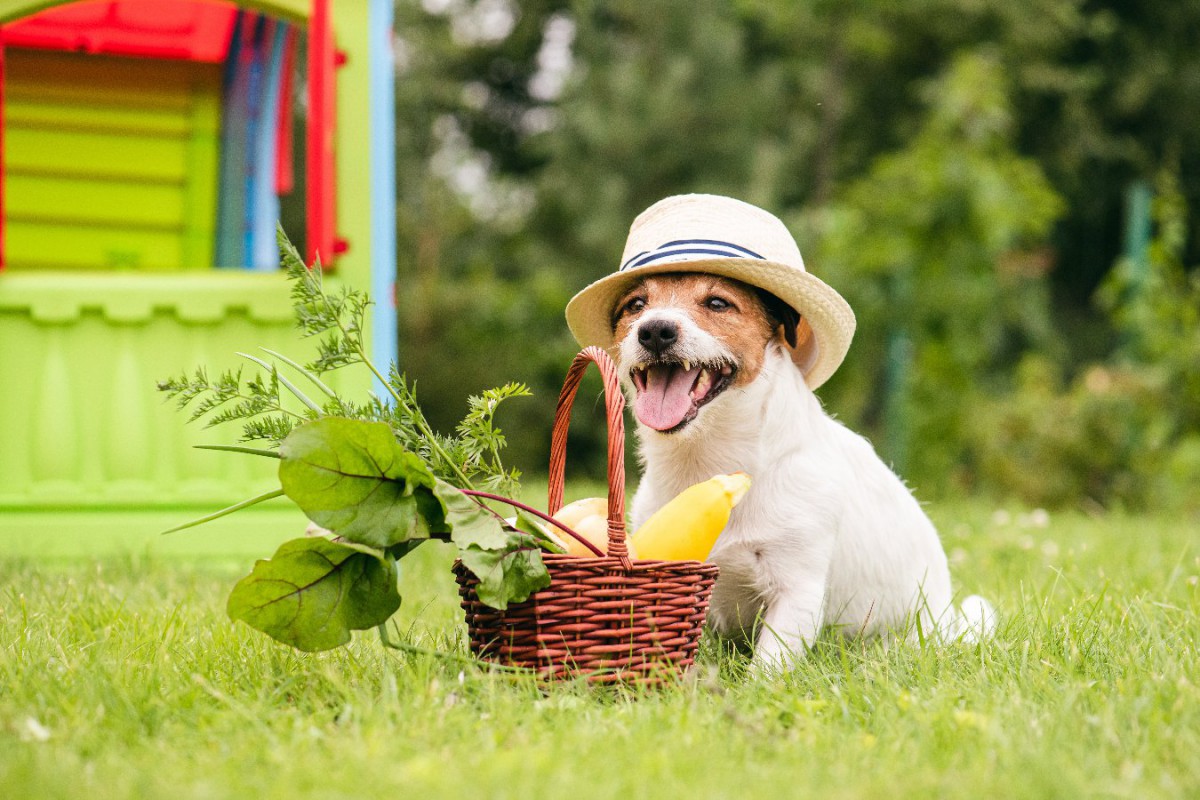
[751,631,805,677]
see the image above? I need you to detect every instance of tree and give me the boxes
[811,50,1063,484]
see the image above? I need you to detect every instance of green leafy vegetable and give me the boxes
[278,417,439,548]
[513,507,568,555]
[273,415,546,602]
[159,227,551,654]
[458,531,552,610]
[432,480,509,549]
[226,537,401,652]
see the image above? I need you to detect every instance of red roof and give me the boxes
[1,1,239,63]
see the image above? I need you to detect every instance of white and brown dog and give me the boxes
[566,194,993,671]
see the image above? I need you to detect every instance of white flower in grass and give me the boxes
[19,717,51,742]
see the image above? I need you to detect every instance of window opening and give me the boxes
[0,0,328,273]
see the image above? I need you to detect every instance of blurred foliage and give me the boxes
[387,0,1200,510]
[969,170,1200,511]
[809,50,1064,481]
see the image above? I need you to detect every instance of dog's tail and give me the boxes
[949,595,997,642]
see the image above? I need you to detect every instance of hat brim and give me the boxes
[565,257,856,391]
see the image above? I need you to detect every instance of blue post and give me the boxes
[369,0,398,392]
[1122,180,1153,288]
[1118,180,1153,354]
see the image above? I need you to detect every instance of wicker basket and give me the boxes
[453,346,720,684]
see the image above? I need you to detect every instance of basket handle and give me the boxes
[547,346,630,565]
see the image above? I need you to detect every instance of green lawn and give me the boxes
[2,498,1197,799]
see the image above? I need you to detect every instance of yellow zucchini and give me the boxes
[630,473,751,561]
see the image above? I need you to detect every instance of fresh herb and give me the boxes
[158,227,559,652]
[158,229,529,493]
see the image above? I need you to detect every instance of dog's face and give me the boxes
[611,273,799,434]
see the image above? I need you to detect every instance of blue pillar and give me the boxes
[1122,180,1153,287]
[369,0,398,389]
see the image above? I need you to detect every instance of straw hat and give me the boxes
[565,194,856,390]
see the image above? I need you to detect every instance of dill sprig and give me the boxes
[157,226,528,495]
[156,366,302,444]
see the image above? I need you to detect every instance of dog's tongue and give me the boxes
[635,363,701,431]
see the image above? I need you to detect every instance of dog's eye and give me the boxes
[704,296,732,311]
[623,297,647,315]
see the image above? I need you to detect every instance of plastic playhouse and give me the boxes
[0,0,396,547]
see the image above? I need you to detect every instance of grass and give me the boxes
[2,498,1198,799]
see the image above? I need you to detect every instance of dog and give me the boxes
[610,272,994,670]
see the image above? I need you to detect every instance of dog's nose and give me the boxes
[638,319,679,354]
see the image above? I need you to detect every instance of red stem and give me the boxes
[461,490,606,557]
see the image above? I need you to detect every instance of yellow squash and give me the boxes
[629,473,752,561]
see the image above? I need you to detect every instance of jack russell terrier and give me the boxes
[565,194,994,671]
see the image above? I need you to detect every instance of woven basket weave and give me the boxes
[453,346,720,683]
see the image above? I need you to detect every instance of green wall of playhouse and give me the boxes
[0,0,388,550]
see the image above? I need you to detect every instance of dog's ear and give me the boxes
[755,289,800,349]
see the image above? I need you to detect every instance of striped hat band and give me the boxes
[620,239,765,271]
